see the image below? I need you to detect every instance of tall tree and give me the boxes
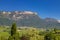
[8,23,17,40]
[11,22,17,36]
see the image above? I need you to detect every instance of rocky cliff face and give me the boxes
[0,11,60,28]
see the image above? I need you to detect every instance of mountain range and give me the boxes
[0,11,60,28]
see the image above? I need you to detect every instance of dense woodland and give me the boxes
[0,23,60,40]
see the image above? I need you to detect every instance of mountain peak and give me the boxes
[0,11,60,28]
[2,11,37,15]
[23,11,37,15]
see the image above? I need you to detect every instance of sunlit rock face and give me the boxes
[57,20,60,23]
[10,11,38,20]
[0,11,60,28]
[0,11,37,20]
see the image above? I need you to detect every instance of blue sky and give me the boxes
[0,0,60,19]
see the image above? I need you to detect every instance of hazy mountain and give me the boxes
[0,11,60,28]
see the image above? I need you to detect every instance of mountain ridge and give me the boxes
[0,11,60,28]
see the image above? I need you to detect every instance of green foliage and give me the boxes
[8,23,19,40]
[44,31,57,40]
[8,33,20,40]
[0,26,60,40]
[8,36,14,40]
[20,35,30,40]
[11,23,17,36]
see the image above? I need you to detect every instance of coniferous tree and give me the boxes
[8,23,17,40]
[11,23,17,36]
